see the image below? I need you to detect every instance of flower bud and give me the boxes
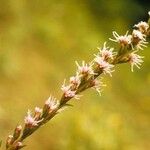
[14,141,24,150]
[132,30,145,43]
[6,135,14,148]
[69,75,80,89]
[134,21,149,33]
[42,96,59,118]
[13,125,22,140]
[34,107,42,120]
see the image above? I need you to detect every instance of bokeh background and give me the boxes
[0,0,150,150]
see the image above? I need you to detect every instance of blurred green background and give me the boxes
[0,0,150,150]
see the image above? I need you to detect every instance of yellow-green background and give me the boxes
[0,0,150,150]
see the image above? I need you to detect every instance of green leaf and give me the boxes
[64,103,73,107]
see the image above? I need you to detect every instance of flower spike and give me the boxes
[5,11,150,150]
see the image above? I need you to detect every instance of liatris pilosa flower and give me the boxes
[5,11,150,150]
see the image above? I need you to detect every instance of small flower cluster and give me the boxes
[109,29,148,51]
[109,12,150,71]
[6,96,59,150]
[5,12,150,150]
[60,54,114,102]
[6,126,23,150]
[109,31,131,48]
[24,109,43,128]
[60,44,116,99]
[44,96,59,114]
[61,78,80,100]
[94,42,115,77]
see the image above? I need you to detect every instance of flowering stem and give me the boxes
[5,12,150,150]
[17,48,145,142]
